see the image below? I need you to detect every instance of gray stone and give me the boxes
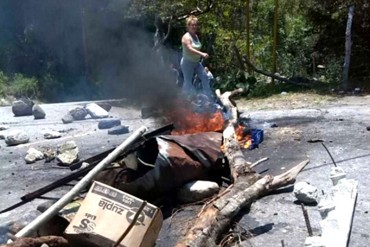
[97,102,112,112]
[69,106,87,120]
[108,125,129,135]
[62,113,74,124]
[98,119,121,129]
[43,148,56,162]
[4,130,30,146]
[32,104,46,119]
[11,99,34,116]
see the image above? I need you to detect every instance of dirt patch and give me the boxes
[236,92,370,111]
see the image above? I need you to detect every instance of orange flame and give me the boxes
[235,124,252,149]
[166,98,252,149]
[170,107,225,135]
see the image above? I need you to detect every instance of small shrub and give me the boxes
[0,71,9,96]
[9,74,40,98]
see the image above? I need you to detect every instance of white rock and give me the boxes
[57,141,79,165]
[294,181,318,204]
[5,130,30,146]
[177,180,220,203]
[85,103,109,119]
[25,148,44,164]
[44,130,62,139]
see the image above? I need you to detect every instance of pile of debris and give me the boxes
[0,91,358,247]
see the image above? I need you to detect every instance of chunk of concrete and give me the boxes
[294,181,318,204]
[85,103,109,119]
[43,130,62,139]
[4,130,30,146]
[177,180,220,203]
[25,148,45,164]
[57,141,79,166]
[306,168,358,247]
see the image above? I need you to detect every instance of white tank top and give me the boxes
[182,33,202,62]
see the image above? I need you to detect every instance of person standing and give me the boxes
[180,15,212,98]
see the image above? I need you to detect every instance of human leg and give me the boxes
[180,58,196,95]
[194,63,213,97]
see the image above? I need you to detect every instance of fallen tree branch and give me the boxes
[231,43,311,88]
[250,157,269,169]
[175,90,310,247]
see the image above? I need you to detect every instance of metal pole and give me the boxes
[14,126,148,238]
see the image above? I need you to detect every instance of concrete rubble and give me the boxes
[56,141,79,166]
[25,148,45,164]
[1,97,369,247]
[294,181,319,204]
[4,130,29,146]
[177,180,220,203]
[305,167,358,247]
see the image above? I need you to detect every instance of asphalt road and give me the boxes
[0,97,370,246]
[0,100,159,243]
[157,97,370,247]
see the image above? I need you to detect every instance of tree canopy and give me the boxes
[0,0,369,102]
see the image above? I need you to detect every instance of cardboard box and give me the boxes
[64,181,163,247]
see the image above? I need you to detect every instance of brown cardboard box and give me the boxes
[64,181,163,247]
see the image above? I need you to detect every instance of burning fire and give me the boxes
[166,98,253,149]
[171,108,225,135]
[235,124,253,149]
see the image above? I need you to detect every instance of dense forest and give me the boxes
[0,0,369,103]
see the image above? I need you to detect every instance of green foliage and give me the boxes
[9,73,40,98]
[215,71,256,94]
[0,0,369,102]
[38,73,64,102]
[0,71,41,98]
[316,56,343,85]
[248,81,282,98]
[0,71,9,96]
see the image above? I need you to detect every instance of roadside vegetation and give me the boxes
[0,0,369,104]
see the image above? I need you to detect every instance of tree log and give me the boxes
[231,43,311,88]
[175,90,310,247]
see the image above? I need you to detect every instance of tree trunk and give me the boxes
[272,0,279,85]
[342,5,354,91]
[175,90,310,247]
